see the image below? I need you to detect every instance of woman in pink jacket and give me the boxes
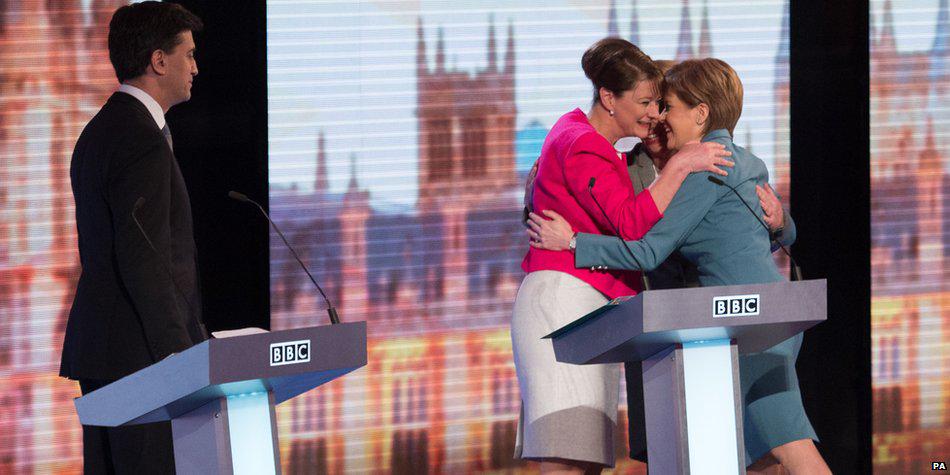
[512,38,733,473]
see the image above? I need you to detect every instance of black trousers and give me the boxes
[625,361,649,463]
[79,379,176,475]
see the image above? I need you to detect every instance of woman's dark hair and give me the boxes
[581,38,662,103]
[108,2,203,83]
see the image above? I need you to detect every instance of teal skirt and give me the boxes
[738,333,818,464]
[624,332,818,466]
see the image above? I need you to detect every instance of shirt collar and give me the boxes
[117,84,165,130]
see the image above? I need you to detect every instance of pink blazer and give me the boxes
[521,108,662,298]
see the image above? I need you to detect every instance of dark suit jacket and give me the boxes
[60,92,205,381]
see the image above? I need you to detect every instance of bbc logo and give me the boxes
[713,294,760,318]
[270,339,311,366]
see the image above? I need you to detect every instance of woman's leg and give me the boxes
[768,439,831,475]
[540,458,603,475]
[746,453,788,475]
[740,334,823,474]
[511,272,616,468]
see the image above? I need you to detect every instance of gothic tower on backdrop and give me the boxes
[315,131,328,193]
[339,155,369,316]
[416,17,516,210]
[416,17,517,302]
[675,0,695,60]
[873,0,898,140]
[698,0,713,57]
[773,0,790,203]
[930,0,950,158]
[916,120,945,283]
[931,0,950,95]
[607,0,619,38]
[629,0,640,45]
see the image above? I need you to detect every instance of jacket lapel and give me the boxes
[626,144,656,195]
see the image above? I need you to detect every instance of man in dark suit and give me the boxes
[60,3,206,473]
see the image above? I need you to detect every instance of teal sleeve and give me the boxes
[774,208,796,250]
[574,171,724,271]
[757,172,795,251]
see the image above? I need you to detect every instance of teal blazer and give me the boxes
[577,129,790,286]
[576,129,818,464]
[623,143,796,289]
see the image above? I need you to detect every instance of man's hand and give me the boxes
[526,210,574,251]
[522,159,540,228]
[757,183,785,231]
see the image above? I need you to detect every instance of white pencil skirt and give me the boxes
[511,270,619,467]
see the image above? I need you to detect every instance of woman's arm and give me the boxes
[530,170,726,271]
[563,134,732,241]
[647,141,734,212]
[776,210,797,248]
[564,146,661,241]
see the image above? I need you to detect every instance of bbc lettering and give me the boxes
[270,339,311,366]
[713,294,760,318]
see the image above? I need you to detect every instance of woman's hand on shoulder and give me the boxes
[527,210,574,251]
[669,141,734,176]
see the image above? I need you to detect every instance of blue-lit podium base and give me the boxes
[73,324,368,475]
[547,281,827,473]
[171,383,280,475]
[642,339,745,474]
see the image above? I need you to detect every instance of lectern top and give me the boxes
[548,280,826,364]
[75,322,367,427]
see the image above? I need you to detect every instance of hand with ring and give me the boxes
[526,209,574,251]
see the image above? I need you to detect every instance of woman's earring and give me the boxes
[609,109,615,117]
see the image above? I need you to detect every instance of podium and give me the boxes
[545,280,826,474]
[75,322,367,475]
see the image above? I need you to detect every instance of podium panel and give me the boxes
[547,280,826,474]
[75,322,367,475]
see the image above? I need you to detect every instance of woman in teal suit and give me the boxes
[526,59,831,474]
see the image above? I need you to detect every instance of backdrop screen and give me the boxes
[870,0,950,471]
[0,1,127,472]
[267,0,791,472]
[0,0,791,472]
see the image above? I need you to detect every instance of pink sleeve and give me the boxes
[563,134,662,240]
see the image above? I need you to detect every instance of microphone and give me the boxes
[707,176,803,281]
[587,177,651,291]
[229,191,340,325]
[131,197,209,339]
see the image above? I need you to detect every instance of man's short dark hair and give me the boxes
[108,2,203,83]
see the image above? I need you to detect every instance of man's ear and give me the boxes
[150,49,167,76]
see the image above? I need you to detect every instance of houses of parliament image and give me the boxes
[0,0,945,472]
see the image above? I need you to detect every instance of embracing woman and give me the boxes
[512,38,732,473]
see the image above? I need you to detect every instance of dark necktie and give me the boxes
[161,124,174,152]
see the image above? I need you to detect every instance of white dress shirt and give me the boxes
[117,84,165,130]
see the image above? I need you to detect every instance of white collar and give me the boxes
[117,84,166,130]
